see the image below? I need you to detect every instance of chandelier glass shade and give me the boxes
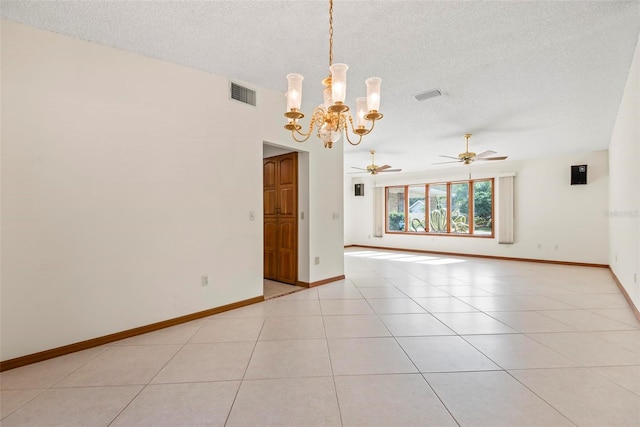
[284,0,383,148]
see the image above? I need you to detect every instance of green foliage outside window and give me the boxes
[473,181,493,232]
[388,212,405,231]
[429,207,447,232]
[430,207,469,233]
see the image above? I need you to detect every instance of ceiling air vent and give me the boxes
[414,89,442,102]
[230,82,256,106]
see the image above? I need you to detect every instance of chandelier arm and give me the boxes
[291,128,312,143]
[290,118,317,143]
[366,117,378,133]
[344,127,364,146]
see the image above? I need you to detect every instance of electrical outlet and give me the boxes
[249,211,255,221]
[315,256,320,265]
[202,275,209,286]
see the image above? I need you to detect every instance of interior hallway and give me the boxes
[1,248,639,426]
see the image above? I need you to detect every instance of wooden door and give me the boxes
[263,152,298,284]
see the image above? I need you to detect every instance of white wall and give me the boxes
[309,143,344,282]
[0,21,344,361]
[609,33,640,309]
[345,150,609,265]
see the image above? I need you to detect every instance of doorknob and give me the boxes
[275,207,281,214]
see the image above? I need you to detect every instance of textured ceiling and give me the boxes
[2,0,639,173]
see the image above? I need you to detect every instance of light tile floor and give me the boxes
[2,248,640,426]
[263,279,305,299]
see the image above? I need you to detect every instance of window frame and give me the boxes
[384,178,495,238]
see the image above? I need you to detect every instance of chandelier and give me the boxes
[284,0,383,148]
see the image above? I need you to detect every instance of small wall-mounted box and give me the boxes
[354,183,364,196]
[571,164,587,185]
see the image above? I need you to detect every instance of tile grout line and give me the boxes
[106,316,212,426]
[1,344,111,420]
[221,309,270,427]
[372,278,465,426]
[0,387,48,421]
[502,369,580,427]
[319,301,346,427]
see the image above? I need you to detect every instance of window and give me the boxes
[385,179,494,237]
[386,187,405,231]
[451,182,469,234]
[429,184,447,232]
[408,185,426,232]
[473,180,493,235]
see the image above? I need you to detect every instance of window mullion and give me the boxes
[491,178,496,237]
[446,182,451,234]
[469,179,474,234]
[424,184,429,233]
[404,185,409,232]
[385,187,388,233]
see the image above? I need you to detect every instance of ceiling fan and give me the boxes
[350,150,402,175]
[434,134,508,165]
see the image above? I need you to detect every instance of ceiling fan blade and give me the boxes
[476,156,508,161]
[439,155,460,160]
[474,150,497,159]
[351,167,368,171]
[432,160,462,165]
[375,165,392,171]
[347,171,368,174]
[378,168,402,173]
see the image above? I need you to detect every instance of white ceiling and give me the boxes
[2,0,639,173]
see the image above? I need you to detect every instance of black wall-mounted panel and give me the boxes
[571,165,587,185]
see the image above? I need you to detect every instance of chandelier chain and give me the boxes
[328,0,333,67]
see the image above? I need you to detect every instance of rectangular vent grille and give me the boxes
[414,89,443,102]
[230,82,256,106]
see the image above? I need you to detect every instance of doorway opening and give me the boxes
[263,152,302,297]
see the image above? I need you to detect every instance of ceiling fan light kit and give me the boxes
[284,0,383,148]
